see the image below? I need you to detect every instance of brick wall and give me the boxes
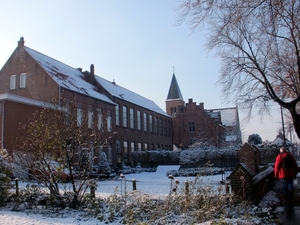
[238,143,260,174]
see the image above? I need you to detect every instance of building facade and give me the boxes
[166,73,242,148]
[0,37,172,168]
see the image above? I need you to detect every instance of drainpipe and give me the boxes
[1,100,5,149]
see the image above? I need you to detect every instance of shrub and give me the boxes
[0,149,12,206]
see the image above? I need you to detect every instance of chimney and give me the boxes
[90,64,94,76]
[77,68,82,72]
[18,37,25,47]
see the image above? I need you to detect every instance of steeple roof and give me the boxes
[166,73,183,101]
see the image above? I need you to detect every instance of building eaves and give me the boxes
[0,93,54,108]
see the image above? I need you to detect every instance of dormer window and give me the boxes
[20,73,26,88]
[10,75,16,90]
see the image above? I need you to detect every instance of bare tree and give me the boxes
[176,0,300,139]
[14,96,114,208]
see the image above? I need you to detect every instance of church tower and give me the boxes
[166,73,185,116]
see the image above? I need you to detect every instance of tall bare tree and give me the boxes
[176,0,300,139]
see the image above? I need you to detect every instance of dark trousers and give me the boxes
[281,178,294,198]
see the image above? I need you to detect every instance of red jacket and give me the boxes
[274,152,298,179]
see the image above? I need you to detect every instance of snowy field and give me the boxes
[0,166,279,225]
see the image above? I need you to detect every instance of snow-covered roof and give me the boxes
[272,137,291,145]
[95,76,169,116]
[25,46,168,116]
[209,107,238,126]
[253,166,273,185]
[25,47,115,105]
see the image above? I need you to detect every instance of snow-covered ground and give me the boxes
[0,166,280,225]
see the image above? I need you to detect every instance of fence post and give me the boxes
[90,186,95,199]
[132,179,136,191]
[15,178,19,198]
[225,182,230,194]
[184,180,189,212]
[88,179,97,199]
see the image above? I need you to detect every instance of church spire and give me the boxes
[166,72,184,101]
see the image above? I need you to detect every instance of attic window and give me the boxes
[10,75,16,90]
[20,73,26,88]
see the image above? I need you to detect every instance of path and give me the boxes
[276,205,300,224]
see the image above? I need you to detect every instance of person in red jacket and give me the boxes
[274,147,298,199]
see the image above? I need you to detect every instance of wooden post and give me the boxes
[15,178,19,198]
[225,182,230,194]
[184,180,189,212]
[90,186,95,199]
[185,180,189,195]
[132,179,136,191]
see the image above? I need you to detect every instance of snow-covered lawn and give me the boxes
[0,166,281,225]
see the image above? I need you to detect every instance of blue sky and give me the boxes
[0,1,287,142]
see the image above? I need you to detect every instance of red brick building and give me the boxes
[166,73,242,148]
[0,37,172,168]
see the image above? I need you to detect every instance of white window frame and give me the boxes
[88,106,93,129]
[77,105,83,127]
[123,106,127,127]
[107,111,112,132]
[20,73,26,88]
[130,108,134,129]
[137,110,141,130]
[149,115,153,133]
[10,75,16,90]
[143,113,147,132]
[115,104,120,126]
[131,142,135,152]
[97,108,103,130]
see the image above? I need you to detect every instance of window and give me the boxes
[159,118,162,135]
[97,108,103,130]
[149,115,153,132]
[20,73,26,88]
[189,122,195,133]
[168,120,171,136]
[130,108,134,129]
[107,111,112,131]
[123,106,127,127]
[116,140,121,153]
[144,143,148,151]
[64,99,70,125]
[137,110,141,130]
[131,142,135,152]
[190,138,196,146]
[124,141,129,161]
[115,104,120,126]
[143,113,147,132]
[163,119,167,136]
[77,104,83,127]
[88,106,93,129]
[108,146,112,163]
[138,143,142,151]
[10,75,16,90]
[155,117,158,133]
